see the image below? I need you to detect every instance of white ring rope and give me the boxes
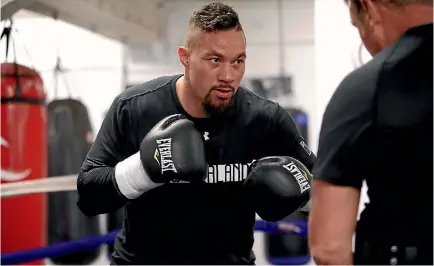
[1,175,77,198]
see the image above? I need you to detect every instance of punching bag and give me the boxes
[265,107,310,265]
[47,98,100,265]
[1,62,48,265]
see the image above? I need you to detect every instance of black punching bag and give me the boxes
[47,98,101,265]
[265,107,311,265]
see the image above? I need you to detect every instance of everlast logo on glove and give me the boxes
[283,162,310,193]
[244,156,312,222]
[154,138,177,174]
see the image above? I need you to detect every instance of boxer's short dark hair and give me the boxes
[188,2,242,32]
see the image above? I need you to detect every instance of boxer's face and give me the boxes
[348,0,384,56]
[181,28,246,116]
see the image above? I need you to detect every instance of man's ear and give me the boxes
[177,46,189,67]
[360,0,381,29]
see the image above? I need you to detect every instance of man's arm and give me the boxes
[76,96,136,216]
[308,72,374,265]
[309,180,360,264]
[271,104,316,171]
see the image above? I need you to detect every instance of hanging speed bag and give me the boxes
[47,98,100,265]
[1,63,48,265]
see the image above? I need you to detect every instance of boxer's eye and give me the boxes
[209,58,220,63]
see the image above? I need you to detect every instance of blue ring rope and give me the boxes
[1,220,307,265]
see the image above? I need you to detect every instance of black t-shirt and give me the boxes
[313,23,433,243]
[77,74,316,264]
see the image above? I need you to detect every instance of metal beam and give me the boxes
[27,0,160,44]
[1,0,36,21]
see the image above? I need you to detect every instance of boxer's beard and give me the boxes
[202,88,234,117]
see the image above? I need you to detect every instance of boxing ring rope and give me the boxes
[1,176,308,265]
[1,175,77,198]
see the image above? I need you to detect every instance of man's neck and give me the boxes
[176,76,208,118]
[383,5,433,46]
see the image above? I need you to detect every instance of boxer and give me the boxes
[76,2,316,264]
[308,0,433,264]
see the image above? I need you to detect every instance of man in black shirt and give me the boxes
[76,2,316,265]
[308,0,433,265]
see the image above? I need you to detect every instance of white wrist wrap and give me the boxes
[114,152,163,199]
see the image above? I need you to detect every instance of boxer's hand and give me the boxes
[140,114,208,184]
[114,114,207,199]
[244,156,312,222]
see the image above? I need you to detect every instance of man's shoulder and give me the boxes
[345,30,429,95]
[384,23,433,70]
[332,35,418,106]
[237,87,280,120]
[322,61,381,127]
[332,55,383,106]
[117,75,179,102]
[111,75,179,122]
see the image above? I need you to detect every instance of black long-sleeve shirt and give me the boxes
[77,74,316,264]
[313,23,433,247]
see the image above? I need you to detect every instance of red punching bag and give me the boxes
[1,62,48,265]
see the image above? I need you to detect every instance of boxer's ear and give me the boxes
[177,46,189,67]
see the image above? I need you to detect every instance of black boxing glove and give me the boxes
[244,156,312,222]
[140,114,208,183]
[114,114,207,199]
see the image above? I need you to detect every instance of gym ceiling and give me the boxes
[1,0,179,45]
